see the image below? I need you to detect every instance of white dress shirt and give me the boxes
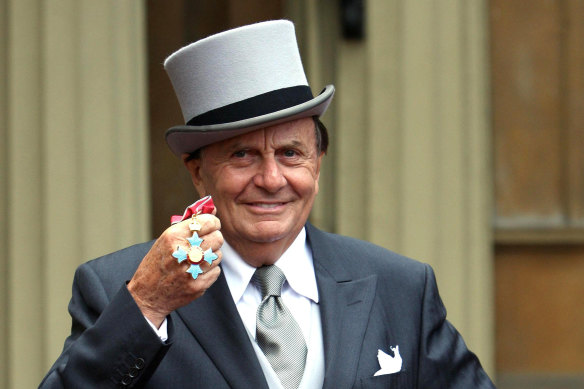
[221,227,324,389]
[221,227,319,342]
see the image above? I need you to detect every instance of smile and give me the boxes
[250,202,286,209]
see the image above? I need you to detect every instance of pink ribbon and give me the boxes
[170,196,215,224]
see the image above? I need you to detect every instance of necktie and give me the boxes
[253,265,307,389]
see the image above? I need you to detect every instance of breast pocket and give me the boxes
[358,370,408,389]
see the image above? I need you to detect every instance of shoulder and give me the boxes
[306,223,428,281]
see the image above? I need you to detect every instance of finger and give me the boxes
[198,230,223,251]
[164,221,218,248]
[175,259,221,299]
[190,265,221,291]
[191,213,221,234]
[198,249,222,272]
[165,221,194,242]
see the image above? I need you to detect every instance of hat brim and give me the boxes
[165,85,335,156]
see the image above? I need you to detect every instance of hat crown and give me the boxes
[163,20,335,156]
[164,20,309,124]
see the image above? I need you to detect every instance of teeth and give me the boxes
[254,203,282,208]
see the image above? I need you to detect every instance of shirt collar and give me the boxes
[221,227,319,304]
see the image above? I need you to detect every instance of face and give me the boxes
[184,118,323,257]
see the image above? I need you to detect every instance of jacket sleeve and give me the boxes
[417,264,495,388]
[39,262,173,388]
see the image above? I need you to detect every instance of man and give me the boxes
[40,20,495,388]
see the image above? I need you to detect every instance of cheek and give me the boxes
[288,169,320,197]
[204,169,251,201]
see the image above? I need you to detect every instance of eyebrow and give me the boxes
[225,141,246,151]
[226,139,306,151]
[286,140,304,148]
[273,139,307,150]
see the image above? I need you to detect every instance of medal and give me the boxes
[189,214,202,231]
[169,196,218,280]
[173,231,219,279]
[187,246,204,264]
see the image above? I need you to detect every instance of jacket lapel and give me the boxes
[307,224,378,389]
[175,224,376,388]
[176,272,269,389]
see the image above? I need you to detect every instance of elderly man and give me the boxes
[40,20,495,388]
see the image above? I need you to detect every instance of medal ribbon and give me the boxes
[170,195,215,224]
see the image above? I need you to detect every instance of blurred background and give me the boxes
[1,1,583,388]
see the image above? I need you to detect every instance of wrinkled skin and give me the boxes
[184,117,323,267]
[128,213,223,327]
[128,117,322,326]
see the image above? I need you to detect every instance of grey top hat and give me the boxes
[164,20,335,156]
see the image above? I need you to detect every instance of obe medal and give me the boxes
[188,245,204,264]
[189,215,202,231]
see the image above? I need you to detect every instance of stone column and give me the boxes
[289,0,494,374]
[0,1,149,387]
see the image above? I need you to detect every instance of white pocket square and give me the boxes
[374,345,403,376]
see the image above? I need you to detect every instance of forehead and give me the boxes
[209,117,315,150]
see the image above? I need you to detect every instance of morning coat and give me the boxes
[40,223,495,388]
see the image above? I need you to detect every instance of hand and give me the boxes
[128,213,223,327]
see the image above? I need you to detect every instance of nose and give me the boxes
[253,156,286,192]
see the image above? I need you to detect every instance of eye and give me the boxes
[283,149,297,158]
[233,150,247,158]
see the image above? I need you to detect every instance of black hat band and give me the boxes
[187,85,313,126]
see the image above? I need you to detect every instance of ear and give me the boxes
[314,151,324,195]
[182,153,207,196]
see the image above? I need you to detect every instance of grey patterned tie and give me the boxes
[253,265,307,389]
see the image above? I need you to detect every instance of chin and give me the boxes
[248,231,287,243]
[247,223,297,244]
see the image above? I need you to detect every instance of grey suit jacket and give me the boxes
[40,223,495,388]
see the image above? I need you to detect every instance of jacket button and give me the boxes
[134,358,145,369]
[120,375,132,386]
[128,367,139,378]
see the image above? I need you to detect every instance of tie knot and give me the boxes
[252,265,286,298]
